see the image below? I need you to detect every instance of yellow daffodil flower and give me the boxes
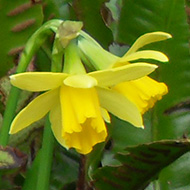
[9,63,157,154]
[112,76,168,114]
[78,31,171,115]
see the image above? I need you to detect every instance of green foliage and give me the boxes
[72,0,113,47]
[0,0,43,77]
[93,140,190,190]
[50,145,79,190]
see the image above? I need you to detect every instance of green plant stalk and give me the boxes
[36,118,54,190]
[22,150,42,190]
[0,87,21,146]
[34,29,64,190]
[0,19,62,146]
[77,155,87,190]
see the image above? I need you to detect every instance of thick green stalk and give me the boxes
[0,87,20,146]
[63,39,86,74]
[34,28,64,190]
[36,118,54,190]
[22,151,42,190]
[51,33,64,72]
[76,155,87,190]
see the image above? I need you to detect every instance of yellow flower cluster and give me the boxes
[9,21,171,154]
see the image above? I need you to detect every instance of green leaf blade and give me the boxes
[0,0,43,76]
[93,140,190,190]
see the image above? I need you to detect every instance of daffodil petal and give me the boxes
[119,50,169,63]
[64,74,97,88]
[97,87,143,128]
[49,100,67,148]
[125,32,172,56]
[89,63,158,87]
[60,85,82,133]
[10,72,68,91]
[9,89,59,134]
[101,107,111,123]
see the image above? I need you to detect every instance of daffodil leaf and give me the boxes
[43,0,72,20]
[0,0,43,77]
[41,0,60,20]
[0,146,27,170]
[93,140,190,190]
[72,0,113,47]
[50,145,79,189]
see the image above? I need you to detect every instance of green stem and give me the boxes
[0,87,20,146]
[76,155,87,190]
[63,39,86,74]
[35,24,64,190]
[22,150,42,190]
[36,118,54,190]
[51,34,64,72]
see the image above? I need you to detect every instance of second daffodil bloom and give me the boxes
[78,31,171,115]
[9,41,158,154]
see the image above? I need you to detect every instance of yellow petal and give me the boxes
[119,50,169,63]
[9,89,59,134]
[125,32,172,56]
[49,100,67,148]
[113,76,168,114]
[97,87,143,128]
[63,119,107,154]
[10,72,68,91]
[64,74,97,88]
[101,107,111,123]
[89,63,158,87]
[60,85,82,133]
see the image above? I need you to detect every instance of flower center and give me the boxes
[63,74,97,88]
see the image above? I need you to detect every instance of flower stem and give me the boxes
[77,155,87,190]
[34,21,64,190]
[0,87,20,146]
[36,117,54,190]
